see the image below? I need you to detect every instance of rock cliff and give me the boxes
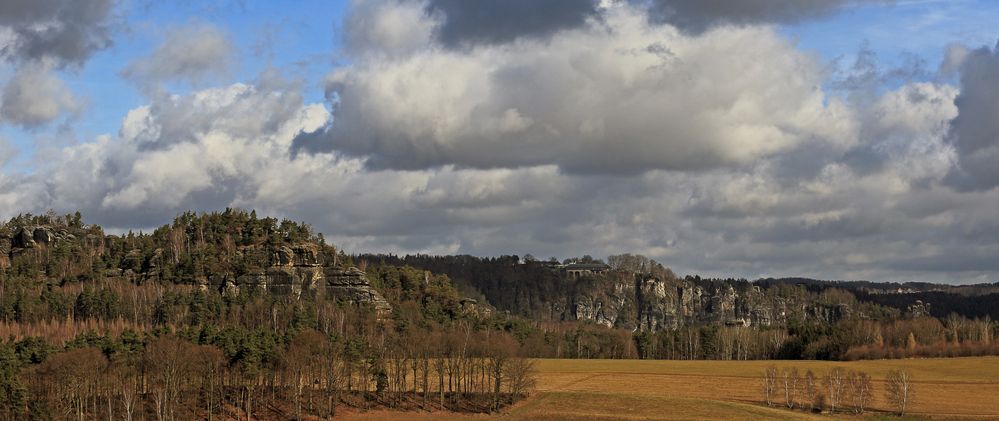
[547,271,857,331]
[216,245,393,315]
[1,224,392,315]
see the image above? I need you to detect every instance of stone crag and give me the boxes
[1,225,392,315]
[545,271,857,331]
[216,245,393,315]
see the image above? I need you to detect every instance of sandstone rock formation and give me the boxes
[1,225,79,269]
[216,245,393,315]
[548,272,859,331]
[325,267,393,314]
[1,222,393,315]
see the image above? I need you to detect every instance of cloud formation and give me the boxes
[944,42,999,191]
[342,0,438,56]
[6,0,999,285]
[426,0,601,47]
[303,5,853,174]
[2,69,997,283]
[0,61,80,128]
[122,22,235,90]
[643,0,893,34]
[0,0,117,128]
[0,0,116,66]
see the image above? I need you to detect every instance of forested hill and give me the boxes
[0,209,335,286]
[0,210,548,420]
[0,210,996,364]
[757,277,999,319]
[354,254,999,325]
[355,253,998,360]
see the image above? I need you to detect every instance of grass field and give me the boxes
[340,357,999,420]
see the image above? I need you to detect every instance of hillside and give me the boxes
[357,253,997,360]
[0,210,995,361]
[0,209,997,419]
[0,210,545,419]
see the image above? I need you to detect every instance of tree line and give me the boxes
[1,323,537,420]
[2,211,997,378]
[762,366,913,416]
[357,253,999,361]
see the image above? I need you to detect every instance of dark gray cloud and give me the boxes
[346,0,891,51]
[425,0,601,48]
[642,0,893,34]
[0,0,117,128]
[0,0,116,66]
[945,42,999,191]
[342,0,599,54]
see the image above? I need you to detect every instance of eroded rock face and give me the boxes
[217,245,392,315]
[13,227,35,248]
[236,266,325,299]
[325,267,393,315]
[552,272,854,332]
[270,245,321,267]
[32,227,55,245]
[4,225,80,268]
[6,225,75,250]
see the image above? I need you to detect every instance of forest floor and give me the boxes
[338,356,999,420]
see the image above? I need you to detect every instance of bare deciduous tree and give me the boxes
[111,360,140,421]
[886,369,913,416]
[284,330,328,419]
[762,365,778,407]
[823,367,848,413]
[505,357,536,398]
[781,367,800,409]
[847,370,873,414]
[803,369,819,412]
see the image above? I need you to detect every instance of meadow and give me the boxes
[341,356,999,420]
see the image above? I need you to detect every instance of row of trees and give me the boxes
[762,366,913,416]
[2,325,537,420]
[4,281,995,363]
[634,326,790,360]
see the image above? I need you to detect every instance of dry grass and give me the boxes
[339,357,999,420]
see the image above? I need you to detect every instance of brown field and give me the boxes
[340,356,999,420]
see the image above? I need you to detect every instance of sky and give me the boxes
[2,0,999,284]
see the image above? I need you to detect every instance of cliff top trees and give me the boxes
[607,254,676,280]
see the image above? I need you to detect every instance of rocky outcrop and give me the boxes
[270,245,322,267]
[234,267,325,298]
[325,267,393,315]
[551,272,857,332]
[907,300,932,318]
[216,245,392,315]
[2,225,74,268]
[9,226,62,249]
[1,218,393,316]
